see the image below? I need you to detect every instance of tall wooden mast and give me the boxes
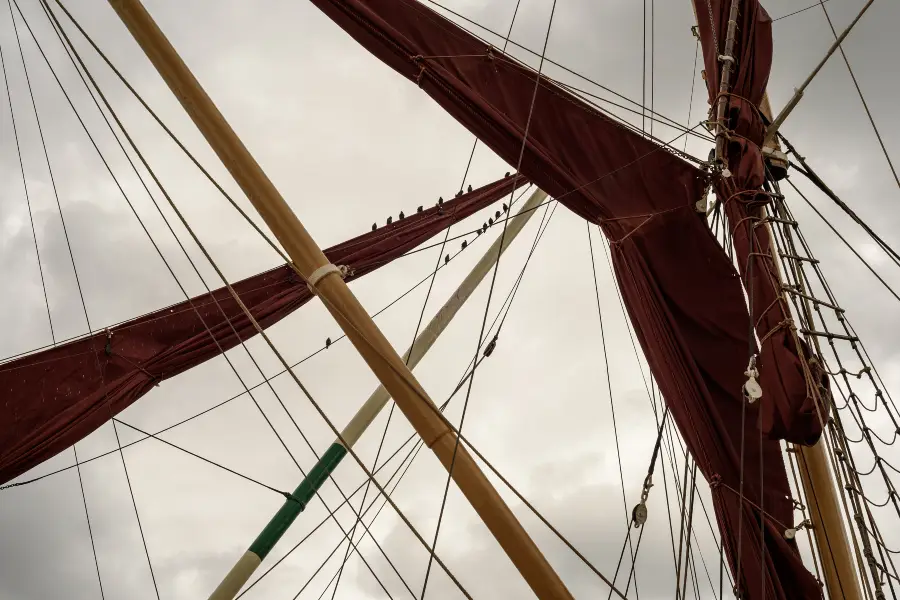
[689,2,864,598]
[105,1,573,598]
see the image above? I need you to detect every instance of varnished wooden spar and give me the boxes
[105,1,573,598]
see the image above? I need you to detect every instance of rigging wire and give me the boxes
[330,1,527,592]
[586,223,639,590]
[419,2,558,595]
[11,3,173,596]
[815,0,900,192]
[3,0,106,594]
[773,0,834,23]
[0,16,54,344]
[0,212,519,494]
[766,187,899,596]
[28,2,736,596]
[251,198,566,598]
[783,177,900,304]
[34,3,426,596]
[419,0,712,147]
[782,137,900,271]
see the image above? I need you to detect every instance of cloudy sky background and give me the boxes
[1,0,899,598]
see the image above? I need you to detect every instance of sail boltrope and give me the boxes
[693,0,830,448]
[0,176,524,486]
[304,0,818,597]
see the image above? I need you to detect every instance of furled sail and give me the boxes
[305,0,818,597]
[693,0,829,446]
[0,176,523,485]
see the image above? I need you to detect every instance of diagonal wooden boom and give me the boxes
[208,188,548,599]
[105,1,572,598]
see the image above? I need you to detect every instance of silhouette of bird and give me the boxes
[399,211,405,220]
[495,210,501,219]
[417,205,423,213]
[372,223,377,231]
[387,216,392,225]
[325,337,332,348]
[502,203,508,212]
[467,184,472,193]
[461,240,467,249]
[444,254,450,264]
[438,196,444,205]
[489,218,494,226]
[505,171,511,177]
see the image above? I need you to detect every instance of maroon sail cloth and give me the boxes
[694,0,827,447]
[0,176,523,484]
[305,0,816,597]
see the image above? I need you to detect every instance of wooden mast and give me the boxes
[689,2,864,598]
[105,2,573,598]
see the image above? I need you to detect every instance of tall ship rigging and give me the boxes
[0,0,898,598]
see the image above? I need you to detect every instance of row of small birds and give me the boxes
[326,175,517,350]
[372,172,515,231]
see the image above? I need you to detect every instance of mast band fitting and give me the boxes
[307,263,342,294]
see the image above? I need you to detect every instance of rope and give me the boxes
[784,177,900,304]
[330,2,527,591]
[772,0,834,22]
[420,1,559,595]
[0,17,54,344]
[38,2,434,595]
[587,222,639,586]
[4,2,106,594]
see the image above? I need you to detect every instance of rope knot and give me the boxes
[709,473,723,489]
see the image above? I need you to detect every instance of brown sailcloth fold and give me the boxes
[0,175,523,485]
[304,0,819,598]
[692,2,829,447]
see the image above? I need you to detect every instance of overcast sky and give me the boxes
[1,0,899,598]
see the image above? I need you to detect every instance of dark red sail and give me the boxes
[693,0,828,448]
[0,176,523,485]
[304,0,819,597]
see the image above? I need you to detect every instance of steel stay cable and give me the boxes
[418,3,558,595]
[328,0,528,571]
[32,3,442,596]
[265,194,613,598]
[816,0,900,192]
[328,122,473,600]
[783,176,900,304]
[42,2,712,596]
[773,0,834,22]
[586,223,640,590]
[420,0,712,143]
[765,191,884,596]
[0,111,702,371]
[12,4,171,595]
[0,17,54,344]
[323,186,557,599]
[37,0,406,590]
[3,3,106,594]
[0,192,531,494]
